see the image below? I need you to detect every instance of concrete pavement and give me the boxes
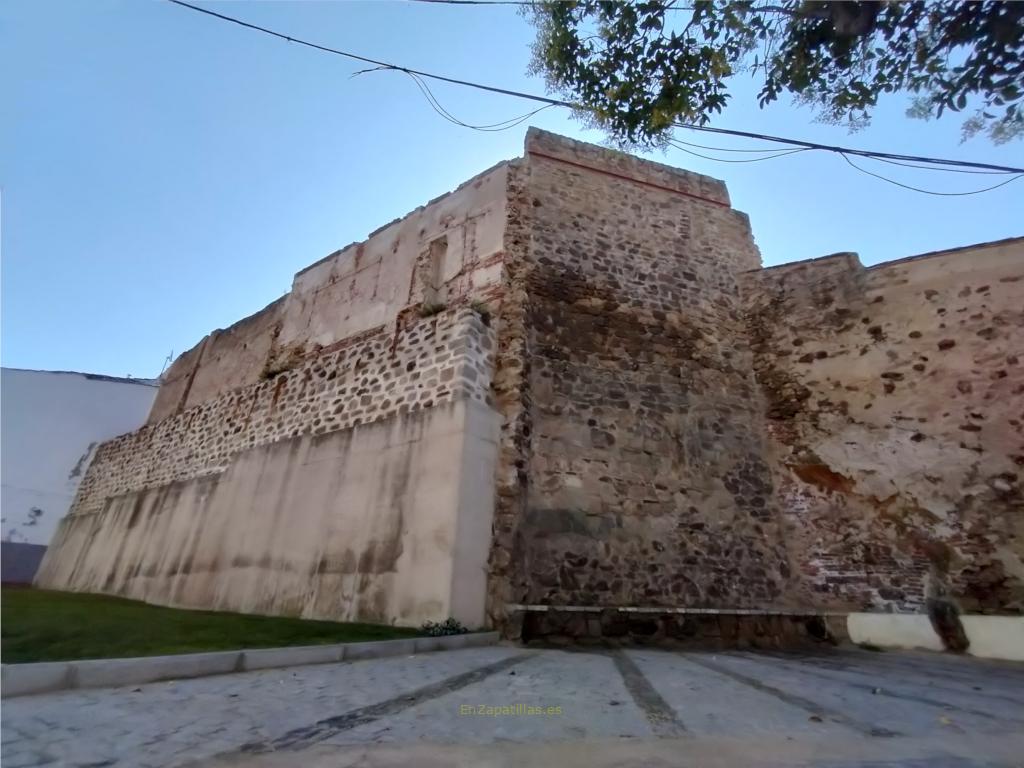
[3,645,1022,767]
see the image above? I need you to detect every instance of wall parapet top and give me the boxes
[524,127,731,207]
[294,159,514,280]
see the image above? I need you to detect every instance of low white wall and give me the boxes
[961,616,1024,662]
[847,613,944,652]
[847,612,1024,661]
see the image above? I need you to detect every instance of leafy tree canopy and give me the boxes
[527,1,1024,146]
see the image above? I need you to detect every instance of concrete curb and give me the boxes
[1,631,499,699]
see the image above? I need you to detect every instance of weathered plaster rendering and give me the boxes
[39,309,499,626]
[146,163,508,424]
[38,129,1023,643]
[742,239,1024,616]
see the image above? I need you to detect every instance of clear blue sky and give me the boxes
[3,0,1022,379]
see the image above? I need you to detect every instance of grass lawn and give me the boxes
[1,587,421,664]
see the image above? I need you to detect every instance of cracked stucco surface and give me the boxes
[742,239,1023,614]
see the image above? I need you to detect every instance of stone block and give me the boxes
[1,662,73,699]
[72,651,242,690]
[717,614,738,642]
[413,636,445,654]
[451,631,499,649]
[242,644,342,671]
[343,638,417,661]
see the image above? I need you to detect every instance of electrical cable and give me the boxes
[862,156,1014,175]
[166,0,1024,186]
[666,134,1024,192]
[670,137,806,153]
[838,153,1023,196]
[407,0,535,5]
[167,0,571,106]
[667,139,808,162]
[672,122,1022,173]
[670,138,1017,176]
[403,71,553,130]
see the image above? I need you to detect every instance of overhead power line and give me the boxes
[668,139,808,163]
[671,137,806,153]
[868,157,1014,175]
[400,70,555,131]
[166,0,568,106]
[407,0,534,5]
[165,0,1024,190]
[667,138,1021,194]
[668,122,1022,174]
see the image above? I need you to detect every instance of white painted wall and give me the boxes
[846,613,945,652]
[1,369,158,546]
[961,616,1024,662]
[39,399,500,627]
[846,612,1024,661]
[281,163,508,356]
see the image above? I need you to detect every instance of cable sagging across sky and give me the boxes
[166,0,1024,194]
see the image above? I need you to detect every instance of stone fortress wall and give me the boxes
[743,238,1024,616]
[37,128,1023,641]
[493,131,794,627]
[36,162,511,627]
[148,161,510,423]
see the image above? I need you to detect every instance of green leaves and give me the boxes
[527,0,1024,146]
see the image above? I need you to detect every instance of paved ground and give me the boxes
[3,645,1023,767]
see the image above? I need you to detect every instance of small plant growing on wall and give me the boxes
[469,300,492,325]
[419,302,447,318]
[420,618,469,636]
[259,346,305,380]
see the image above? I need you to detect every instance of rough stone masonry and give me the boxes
[36,129,1023,644]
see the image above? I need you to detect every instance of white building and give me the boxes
[1,368,158,547]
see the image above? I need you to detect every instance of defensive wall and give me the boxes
[37,130,1023,651]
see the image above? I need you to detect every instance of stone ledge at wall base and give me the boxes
[515,607,849,649]
[0,632,499,699]
[514,607,1024,661]
[847,612,1024,661]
